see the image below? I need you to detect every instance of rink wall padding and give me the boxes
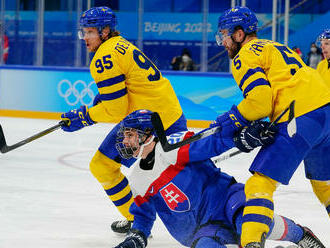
[0,66,242,128]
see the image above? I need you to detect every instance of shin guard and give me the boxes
[90,151,134,221]
[241,173,278,247]
[310,180,330,217]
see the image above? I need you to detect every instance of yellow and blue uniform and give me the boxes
[230,39,330,246]
[89,36,183,127]
[316,59,330,88]
[88,35,186,221]
[232,39,330,122]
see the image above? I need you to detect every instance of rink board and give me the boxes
[0,66,242,127]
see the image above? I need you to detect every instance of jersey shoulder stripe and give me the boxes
[133,132,193,207]
[240,67,265,89]
[243,78,270,98]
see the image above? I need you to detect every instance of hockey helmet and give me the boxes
[318,29,330,41]
[78,6,117,39]
[216,6,258,45]
[116,110,156,159]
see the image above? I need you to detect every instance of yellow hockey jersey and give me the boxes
[231,39,330,122]
[316,59,330,88]
[88,36,183,129]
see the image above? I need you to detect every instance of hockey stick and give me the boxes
[151,113,221,152]
[213,100,296,163]
[0,120,68,154]
[212,150,242,164]
[151,100,296,153]
[287,100,297,138]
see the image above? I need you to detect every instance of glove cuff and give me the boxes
[81,106,95,126]
[230,105,250,128]
[233,127,253,153]
[93,93,102,106]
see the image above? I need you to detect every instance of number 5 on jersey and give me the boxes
[275,45,303,75]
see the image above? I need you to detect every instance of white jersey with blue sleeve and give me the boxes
[127,131,235,246]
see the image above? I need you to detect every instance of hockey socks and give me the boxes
[241,173,277,247]
[267,215,303,243]
[90,151,134,221]
[310,180,330,218]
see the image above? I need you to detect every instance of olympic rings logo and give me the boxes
[57,79,96,106]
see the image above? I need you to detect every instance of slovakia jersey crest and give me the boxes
[160,182,190,212]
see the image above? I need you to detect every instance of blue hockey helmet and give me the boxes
[120,110,155,135]
[79,6,117,38]
[318,29,330,41]
[116,110,156,159]
[216,6,258,45]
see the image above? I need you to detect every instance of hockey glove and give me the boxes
[61,105,95,132]
[114,229,147,248]
[210,105,250,138]
[93,93,102,106]
[233,121,278,153]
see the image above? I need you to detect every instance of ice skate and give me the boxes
[297,226,325,248]
[111,219,132,234]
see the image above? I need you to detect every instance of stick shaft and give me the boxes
[213,150,242,163]
[0,121,66,153]
[152,100,295,154]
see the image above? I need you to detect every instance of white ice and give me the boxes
[0,117,329,248]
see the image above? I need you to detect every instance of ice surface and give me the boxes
[0,117,329,248]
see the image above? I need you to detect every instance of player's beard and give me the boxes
[228,41,240,59]
[89,43,101,53]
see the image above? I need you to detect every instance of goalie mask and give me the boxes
[116,110,156,159]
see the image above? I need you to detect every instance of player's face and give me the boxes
[320,39,330,59]
[221,30,240,59]
[81,27,102,52]
[122,130,141,157]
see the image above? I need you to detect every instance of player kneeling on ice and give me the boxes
[113,110,325,248]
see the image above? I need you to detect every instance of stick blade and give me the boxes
[288,100,295,123]
[287,100,297,137]
[0,125,8,153]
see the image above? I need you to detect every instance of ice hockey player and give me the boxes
[213,6,330,248]
[112,110,326,248]
[60,6,187,234]
[316,29,330,87]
